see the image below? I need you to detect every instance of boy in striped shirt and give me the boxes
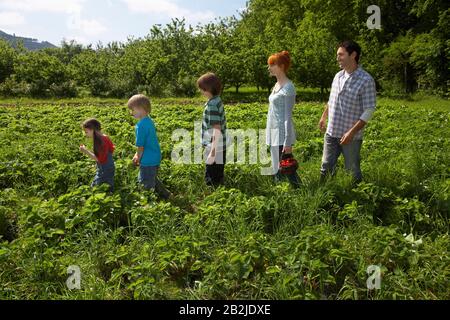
[197,73,227,187]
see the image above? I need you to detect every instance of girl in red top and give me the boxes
[80,118,115,192]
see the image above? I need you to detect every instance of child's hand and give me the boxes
[132,153,140,166]
[79,145,88,153]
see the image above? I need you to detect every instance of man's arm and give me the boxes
[319,104,329,133]
[341,78,376,145]
[340,120,366,145]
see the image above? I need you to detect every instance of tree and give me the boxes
[410,33,448,93]
[69,48,113,96]
[381,33,416,94]
[236,0,304,91]
[291,12,338,95]
[198,17,250,93]
[0,0,448,98]
[50,39,84,64]
[0,40,16,83]
[14,51,73,97]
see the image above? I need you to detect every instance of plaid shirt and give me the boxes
[327,67,376,140]
[201,96,227,148]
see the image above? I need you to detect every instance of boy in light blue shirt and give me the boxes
[128,94,170,198]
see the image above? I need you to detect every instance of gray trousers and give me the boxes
[320,134,363,182]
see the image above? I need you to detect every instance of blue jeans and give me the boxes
[92,152,115,192]
[320,134,363,182]
[138,166,171,199]
[138,166,158,189]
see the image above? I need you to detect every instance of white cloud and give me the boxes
[0,0,107,42]
[122,0,215,23]
[0,11,26,27]
[0,0,85,14]
[67,13,107,36]
[63,34,88,44]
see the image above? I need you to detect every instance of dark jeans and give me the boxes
[92,152,115,192]
[138,165,171,199]
[320,134,363,182]
[205,147,226,187]
[271,145,300,188]
[138,165,158,189]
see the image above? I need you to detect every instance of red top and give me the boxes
[97,135,115,164]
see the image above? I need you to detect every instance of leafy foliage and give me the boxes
[0,0,448,98]
[0,96,448,299]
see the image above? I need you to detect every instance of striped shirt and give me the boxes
[327,67,376,140]
[201,96,227,148]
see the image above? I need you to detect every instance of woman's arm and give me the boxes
[319,104,329,133]
[283,94,296,152]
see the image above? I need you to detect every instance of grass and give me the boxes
[0,94,448,300]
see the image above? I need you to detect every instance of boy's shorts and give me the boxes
[138,165,158,189]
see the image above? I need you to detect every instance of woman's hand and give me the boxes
[282,146,293,154]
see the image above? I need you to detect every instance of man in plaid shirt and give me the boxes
[319,40,376,183]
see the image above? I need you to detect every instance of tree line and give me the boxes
[0,0,448,98]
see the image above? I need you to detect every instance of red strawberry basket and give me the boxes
[279,153,299,175]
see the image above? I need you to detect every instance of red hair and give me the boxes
[268,51,291,72]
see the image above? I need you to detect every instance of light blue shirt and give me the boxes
[266,80,297,146]
[135,116,161,166]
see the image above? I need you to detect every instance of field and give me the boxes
[0,96,449,299]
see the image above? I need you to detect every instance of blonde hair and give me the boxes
[127,94,151,113]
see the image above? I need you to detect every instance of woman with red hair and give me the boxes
[266,51,300,188]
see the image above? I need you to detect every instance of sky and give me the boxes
[0,0,248,46]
